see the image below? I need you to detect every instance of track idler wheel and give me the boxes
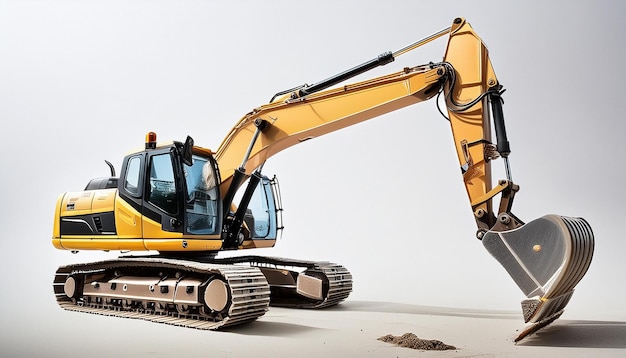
[482,215,594,323]
[203,279,230,314]
[63,275,83,302]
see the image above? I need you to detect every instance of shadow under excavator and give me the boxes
[516,320,626,349]
[340,301,626,349]
[224,300,626,348]
[222,320,331,337]
[331,300,520,320]
[224,300,518,337]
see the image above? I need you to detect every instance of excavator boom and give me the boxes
[215,64,444,185]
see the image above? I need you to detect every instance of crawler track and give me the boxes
[53,257,271,329]
[54,254,352,330]
[203,255,353,309]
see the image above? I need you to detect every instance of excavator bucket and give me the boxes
[481,215,594,339]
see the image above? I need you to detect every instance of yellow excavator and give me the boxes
[52,18,594,340]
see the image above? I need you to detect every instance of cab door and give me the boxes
[141,149,186,238]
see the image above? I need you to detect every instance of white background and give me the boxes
[1,0,625,355]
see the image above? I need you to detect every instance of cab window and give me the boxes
[124,156,141,195]
[184,155,219,234]
[234,176,279,240]
[148,153,178,215]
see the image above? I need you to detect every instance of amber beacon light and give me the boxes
[145,132,157,149]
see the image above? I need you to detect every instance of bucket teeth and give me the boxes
[482,215,594,328]
[520,298,541,323]
[514,310,564,343]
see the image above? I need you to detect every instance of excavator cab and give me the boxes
[53,132,282,253]
[117,135,222,236]
[132,132,282,244]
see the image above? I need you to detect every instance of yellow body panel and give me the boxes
[140,216,223,251]
[114,195,142,238]
[91,189,117,211]
[52,194,64,241]
[143,238,223,251]
[241,239,277,249]
[54,188,224,252]
[141,214,181,239]
[53,238,147,251]
[60,189,116,216]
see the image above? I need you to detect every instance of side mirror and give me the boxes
[182,136,194,166]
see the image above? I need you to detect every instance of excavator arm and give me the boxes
[215,18,594,338]
[215,18,503,234]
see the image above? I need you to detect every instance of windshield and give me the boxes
[184,155,219,234]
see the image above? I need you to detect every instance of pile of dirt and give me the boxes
[378,333,456,351]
